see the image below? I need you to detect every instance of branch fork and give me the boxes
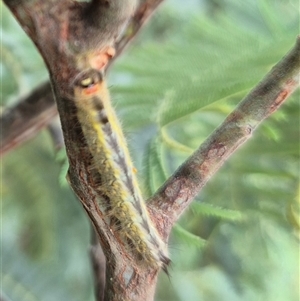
[2,0,300,299]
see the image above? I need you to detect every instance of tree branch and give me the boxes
[108,0,165,67]
[3,0,299,300]
[0,0,165,156]
[0,82,55,154]
[147,36,300,238]
[3,1,167,300]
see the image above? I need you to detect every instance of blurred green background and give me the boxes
[1,0,299,300]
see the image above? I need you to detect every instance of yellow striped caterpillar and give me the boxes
[72,69,169,270]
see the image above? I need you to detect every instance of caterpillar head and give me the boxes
[74,69,103,87]
[72,69,104,98]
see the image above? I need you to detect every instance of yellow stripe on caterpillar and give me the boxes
[72,69,170,270]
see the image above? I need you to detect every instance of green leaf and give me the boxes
[113,6,297,129]
[191,202,244,221]
[173,225,207,249]
[142,136,168,196]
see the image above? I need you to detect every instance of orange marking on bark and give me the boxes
[89,47,116,70]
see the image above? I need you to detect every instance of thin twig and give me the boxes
[147,36,300,238]
[108,0,165,67]
[0,82,55,155]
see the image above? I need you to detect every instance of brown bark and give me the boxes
[148,37,300,237]
[90,230,106,301]
[2,0,299,300]
[3,1,166,300]
[0,82,55,154]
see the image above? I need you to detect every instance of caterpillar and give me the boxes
[72,69,170,270]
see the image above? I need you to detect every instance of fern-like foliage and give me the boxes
[2,0,299,300]
[191,202,244,221]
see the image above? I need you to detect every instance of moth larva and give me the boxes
[72,69,170,270]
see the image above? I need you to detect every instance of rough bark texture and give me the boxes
[3,1,166,300]
[148,37,300,236]
[2,0,299,300]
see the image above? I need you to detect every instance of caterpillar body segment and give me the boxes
[72,69,170,269]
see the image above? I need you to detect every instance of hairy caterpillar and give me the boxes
[72,69,170,270]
